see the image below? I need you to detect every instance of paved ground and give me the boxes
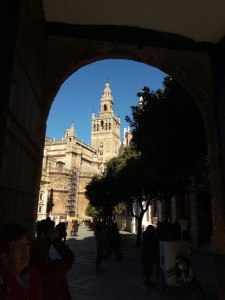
[50,226,218,300]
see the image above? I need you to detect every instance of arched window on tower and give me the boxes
[104,104,107,111]
[94,124,96,131]
[105,123,108,130]
[57,162,64,172]
[97,124,99,131]
[109,123,111,130]
[101,120,104,129]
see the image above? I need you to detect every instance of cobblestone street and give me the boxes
[50,226,217,300]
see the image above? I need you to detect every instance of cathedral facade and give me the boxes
[37,81,120,222]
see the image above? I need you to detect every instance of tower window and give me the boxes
[94,124,96,131]
[97,124,99,131]
[101,120,104,129]
[57,162,64,172]
[104,104,107,111]
[109,123,111,130]
[105,123,108,130]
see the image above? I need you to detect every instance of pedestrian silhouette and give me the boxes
[94,221,105,272]
[103,222,123,261]
[141,225,159,286]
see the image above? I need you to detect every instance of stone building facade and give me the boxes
[37,81,120,221]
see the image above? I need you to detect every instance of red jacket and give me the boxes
[2,265,43,300]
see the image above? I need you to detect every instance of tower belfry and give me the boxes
[100,80,114,113]
[91,80,120,171]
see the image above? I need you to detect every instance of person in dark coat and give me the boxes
[103,222,123,261]
[94,221,105,272]
[30,225,74,300]
[55,222,67,243]
[141,225,159,286]
[171,219,182,240]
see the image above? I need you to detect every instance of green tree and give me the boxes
[113,202,127,215]
[85,203,101,219]
[126,76,208,219]
[115,152,159,246]
[85,146,143,225]
[85,174,114,221]
[101,146,156,246]
[86,145,158,245]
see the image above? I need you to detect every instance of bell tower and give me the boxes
[91,79,120,171]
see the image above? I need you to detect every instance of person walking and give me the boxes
[73,221,79,236]
[141,225,159,287]
[103,222,123,261]
[94,221,105,272]
[69,221,74,236]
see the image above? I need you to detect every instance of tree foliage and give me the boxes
[85,145,156,245]
[85,203,101,219]
[85,146,142,221]
[85,174,115,220]
[113,202,127,215]
[126,76,208,217]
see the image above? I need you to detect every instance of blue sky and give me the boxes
[46,59,167,146]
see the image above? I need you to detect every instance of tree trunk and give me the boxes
[136,211,144,246]
[164,194,172,221]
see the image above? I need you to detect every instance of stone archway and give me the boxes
[44,37,223,232]
[44,37,222,204]
[43,35,225,296]
[1,2,224,295]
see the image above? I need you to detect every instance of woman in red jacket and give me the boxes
[30,224,74,300]
[0,222,43,300]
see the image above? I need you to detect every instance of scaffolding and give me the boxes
[66,170,77,217]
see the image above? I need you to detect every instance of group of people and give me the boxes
[0,216,186,298]
[141,219,188,287]
[155,219,186,241]
[94,221,123,272]
[69,220,79,236]
[0,218,74,299]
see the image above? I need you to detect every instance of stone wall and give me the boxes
[0,0,47,235]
